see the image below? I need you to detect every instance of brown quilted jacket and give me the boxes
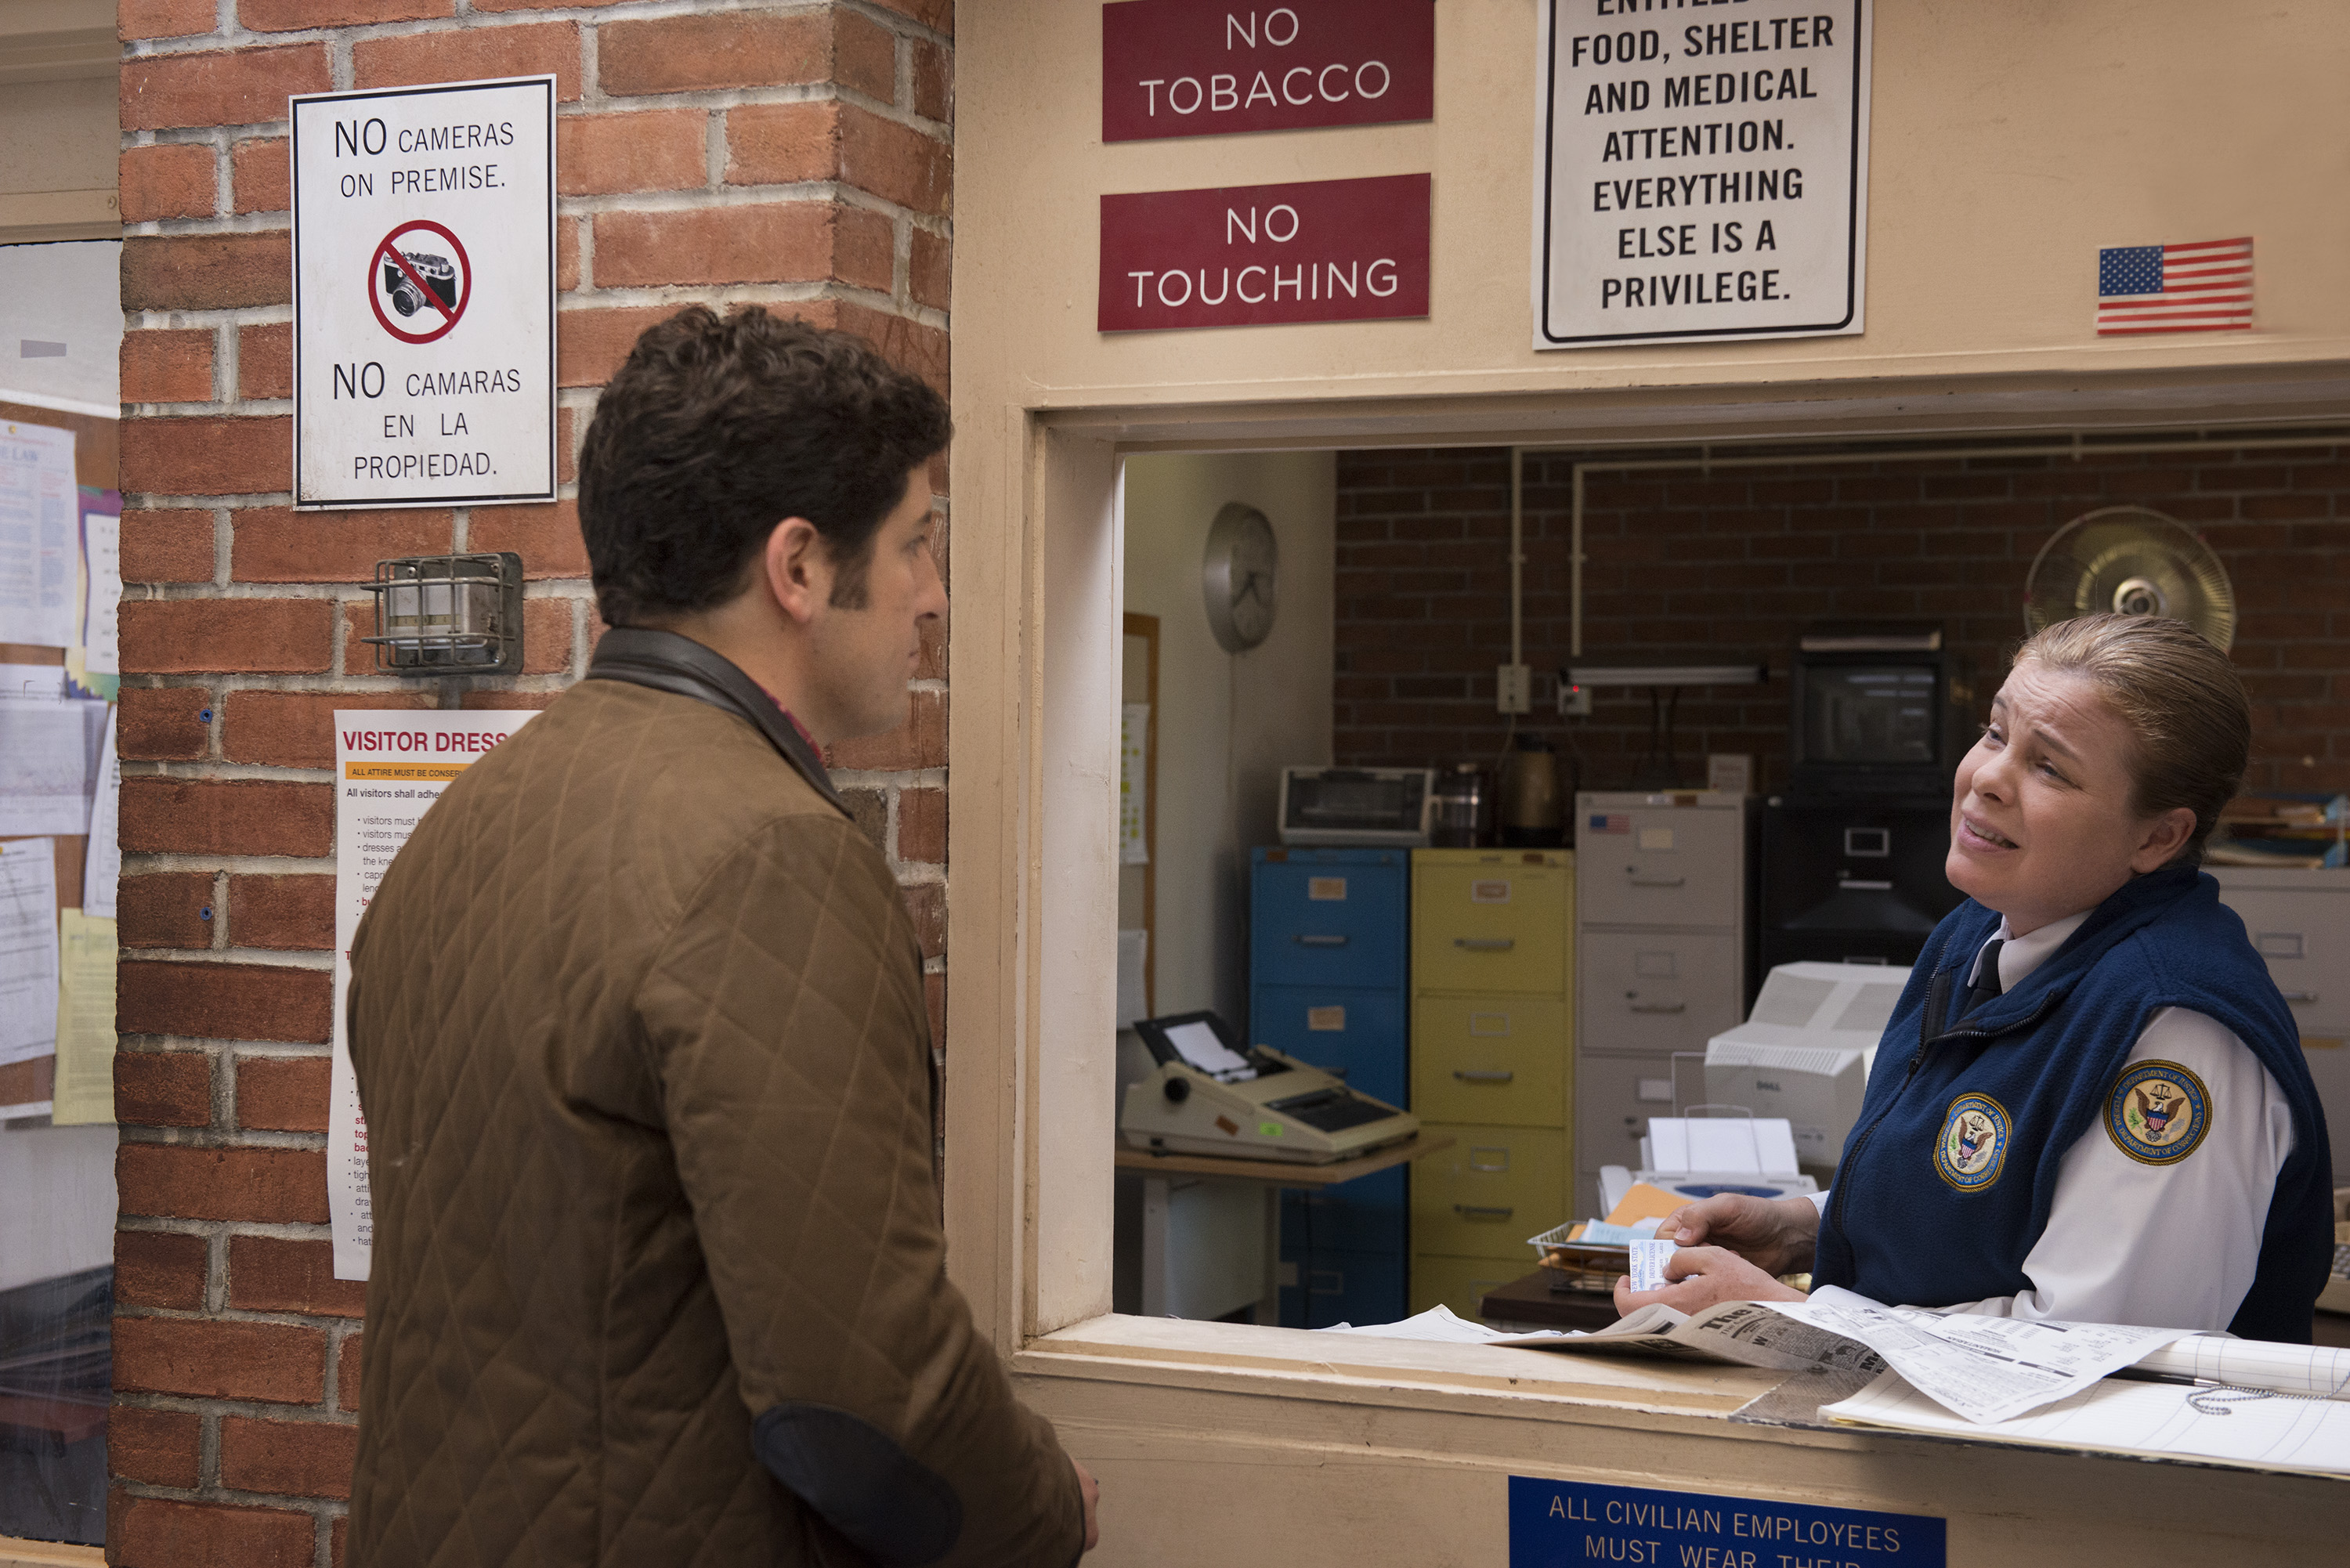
[345,674,1083,1567]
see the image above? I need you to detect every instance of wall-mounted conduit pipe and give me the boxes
[1509,446,1524,675]
[1496,428,2350,665]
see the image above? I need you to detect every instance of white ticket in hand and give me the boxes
[1628,1239,1676,1293]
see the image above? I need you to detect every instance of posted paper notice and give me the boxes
[330,709,536,1278]
[52,911,118,1125]
[0,421,78,649]
[0,839,61,1068]
[0,700,92,837]
[79,508,121,674]
[81,708,119,919]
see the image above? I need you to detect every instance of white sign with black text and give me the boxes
[290,76,556,509]
[328,709,536,1279]
[1533,0,1869,349]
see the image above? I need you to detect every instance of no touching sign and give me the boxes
[290,77,555,509]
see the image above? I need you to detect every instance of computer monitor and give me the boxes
[1787,624,1976,797]
[1704,961,1911,1175]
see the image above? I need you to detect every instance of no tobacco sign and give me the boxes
[290,77,555,509]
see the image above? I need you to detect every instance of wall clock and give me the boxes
[1202,502,1278,652]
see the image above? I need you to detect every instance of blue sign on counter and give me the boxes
[1509,1476,1944,1567]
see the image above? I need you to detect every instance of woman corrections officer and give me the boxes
[1622,614,2334,1341]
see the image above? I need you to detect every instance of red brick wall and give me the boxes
[111,2,953,1559]
[1333,440,2350,797]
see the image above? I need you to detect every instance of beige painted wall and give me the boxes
[960,0,2350,414]
[942,4,2350,1555]
[0,0,119,242]
[1122,450,1336,1024]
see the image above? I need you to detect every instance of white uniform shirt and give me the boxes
[1810,909,2297,1330]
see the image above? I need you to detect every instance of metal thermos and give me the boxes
[1430,763,1491,847]
[1499,734,1565,848]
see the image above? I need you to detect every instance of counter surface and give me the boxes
[1018,1311,2350,1566]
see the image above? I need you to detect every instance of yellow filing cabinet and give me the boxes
[1408,848,1574,1316]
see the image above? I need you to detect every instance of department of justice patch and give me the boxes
[1933,1092,2011,1191]
[2106,1060,2211,1165]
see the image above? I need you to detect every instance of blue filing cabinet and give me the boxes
[1249,847,1409,1328]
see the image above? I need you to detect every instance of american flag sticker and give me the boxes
[1589,814,1631,835]
[2096,237,2253,335]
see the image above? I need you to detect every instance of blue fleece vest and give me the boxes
[1813,866,2333,1342]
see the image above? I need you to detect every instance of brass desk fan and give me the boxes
[2023,505,2236,650]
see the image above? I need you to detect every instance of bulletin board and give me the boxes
[0,400,121,1119]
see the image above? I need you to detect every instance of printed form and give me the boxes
[329,710,536,1279]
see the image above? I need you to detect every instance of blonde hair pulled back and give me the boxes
[2012,612,2249,867]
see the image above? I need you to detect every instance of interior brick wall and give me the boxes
[1332,439,2350,800]
[110,1,953,1560]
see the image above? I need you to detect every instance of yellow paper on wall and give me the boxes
[52,911,116,1125]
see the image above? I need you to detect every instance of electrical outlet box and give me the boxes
[1559,681,1592,717]
[1496,663,1531,714]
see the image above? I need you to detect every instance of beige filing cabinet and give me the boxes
[1574,792,1751,1218]
[1408,848,1574,1317]
[2211,866,2350,1184]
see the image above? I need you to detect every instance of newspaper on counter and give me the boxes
[1823,1364,2350,1478]
[1757,1285,2202,1425]
[1495,1299,1886,1376]
[1496,1284,2210,1424]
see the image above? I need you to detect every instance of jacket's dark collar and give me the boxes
[1925,863,2207,1039]
[586,627,846,815]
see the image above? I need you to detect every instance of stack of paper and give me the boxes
[1489,1286,2350,1476]
[1824,1367,2350,1479]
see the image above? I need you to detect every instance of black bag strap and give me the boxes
[586,627,846,815]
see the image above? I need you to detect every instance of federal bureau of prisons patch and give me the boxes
[1933,1092,2011,1191]
[2106,1060,2211,1165]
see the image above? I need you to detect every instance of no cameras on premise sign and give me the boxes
[290,75,557,509]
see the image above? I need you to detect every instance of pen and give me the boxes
[2104,1367,2211,1389]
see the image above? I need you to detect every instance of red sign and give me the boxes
[1099,174,1430,332]
[1102,0,1434,143]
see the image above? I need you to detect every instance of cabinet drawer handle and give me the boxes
[1294,934,1349,947]
[1455,937,1516,952]
[1453,1069,1514,1083]
[1629,873,1687,887]
[2280,990,2318,1003]
[1629,1000,1687,1014]
[1454,1205,1515,1221]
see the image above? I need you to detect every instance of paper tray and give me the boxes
[1526,1222,1628,1292]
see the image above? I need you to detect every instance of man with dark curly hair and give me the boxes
[345,307,1099,1568]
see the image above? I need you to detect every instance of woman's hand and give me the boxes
[1614,1245,1807,1316]
[1658,1194,1820,1275]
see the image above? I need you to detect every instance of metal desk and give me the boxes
[1114,1135,1454,1324]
